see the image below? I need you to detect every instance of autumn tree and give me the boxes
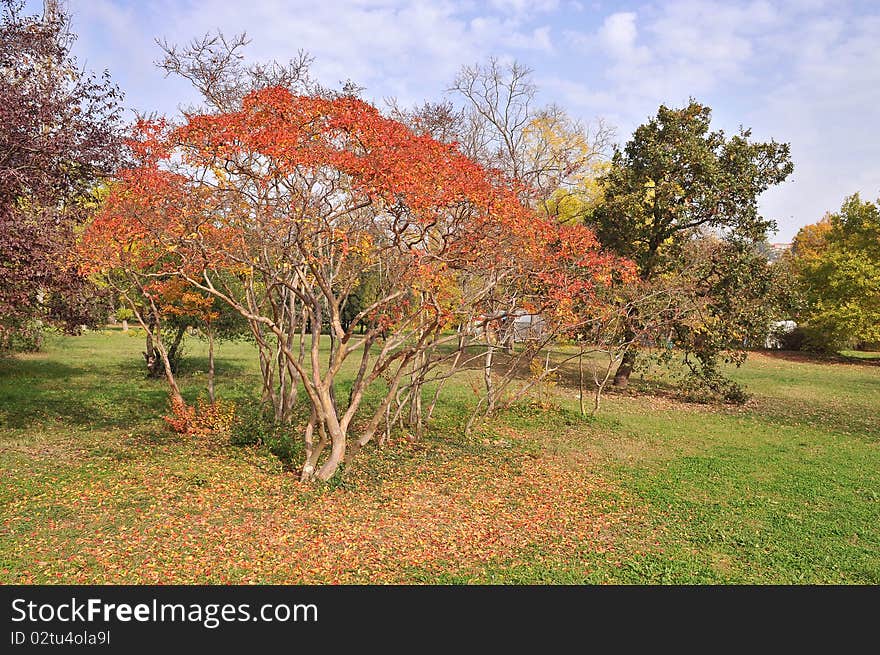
[150,34,336,421]
[81,79,623,482]
[77,33,629,481]
[586,100,793,389]
[671,234,789,401]
[0,0,123,349]
[410,59,620,395]
[788,194,880,349]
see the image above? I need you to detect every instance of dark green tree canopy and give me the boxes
[589,101,793,276]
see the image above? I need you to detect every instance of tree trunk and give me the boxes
[301,408,328,482]
[121,319,128,332]
[613,349,636,388]
[483,343,495,413]
[144,320,162,378]
[144,318,184,405]
[158,342,185,407]
[166,324,186,372]
[578,348,585,416]
[314,391,346,481]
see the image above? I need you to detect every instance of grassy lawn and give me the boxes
[1,330,878,583]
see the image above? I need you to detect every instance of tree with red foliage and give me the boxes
[82,78,627,481]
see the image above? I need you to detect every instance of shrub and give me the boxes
[778,326,836,353]
[163,396,195,433]
[0,321,44,353]
[190,399,236,438]
[677,358,750,405]
[230,402,302,467]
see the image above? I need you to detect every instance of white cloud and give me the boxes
[598,12,638,58]
[488,0,559,18]
[67,0,560,114]
[754,14,880,236]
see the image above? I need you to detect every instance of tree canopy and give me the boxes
[789,193,880,348]
[589,101,792,277]
[80,82,626,481]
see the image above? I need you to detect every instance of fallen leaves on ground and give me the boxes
[1,436,635,584]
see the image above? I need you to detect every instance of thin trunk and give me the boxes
[144,322,157,376]
[483,343,495,414]
[301,408,328,482]
[407,351,426,438]
[155,330,184,407]
[592,351,617,417]
[281,291,299,421]
[345,366,407,464]
[207,327,215,404]
[128,293,183,404]
[275,336,285,423]
[253,323,275,406]
[578,348,585,417]
[314,390,346,481]
[328,332,339,414]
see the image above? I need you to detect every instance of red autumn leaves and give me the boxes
[82,86,627,309]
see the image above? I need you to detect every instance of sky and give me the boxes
[30,0,880,241]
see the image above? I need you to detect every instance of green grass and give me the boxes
[1,330,878,583]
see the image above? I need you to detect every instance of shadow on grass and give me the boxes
[0,357,81,381]
[107,355,250,380]
[0,357,170,431]
[0,385,169,431]
[747,396,880,442]
[175,355,249,377]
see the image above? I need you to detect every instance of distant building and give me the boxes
[511,313,545,342]
[765,320,797,348]
[766,242,791,263]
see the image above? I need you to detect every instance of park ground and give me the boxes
[1,330,878,583]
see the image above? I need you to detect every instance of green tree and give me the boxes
[672,235,788,402]
[587,100,793,388]
[790,194,880,349]
[340,270,381,334]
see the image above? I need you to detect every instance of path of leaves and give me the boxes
[2,438,635,583]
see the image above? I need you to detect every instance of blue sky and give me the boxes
[35,0,880,241]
